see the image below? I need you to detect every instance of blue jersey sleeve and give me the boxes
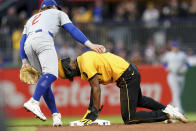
[62,23,88,44]
[163,62,168,68]
[20,34,27,60]
[186,62,190,68]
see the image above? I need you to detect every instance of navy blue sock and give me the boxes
[43,86,58,114]
[33,73,57,101]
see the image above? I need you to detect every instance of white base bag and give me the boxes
[69,119,111,126]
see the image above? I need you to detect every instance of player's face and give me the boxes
[171,46,179,52]
[52,5,58,9]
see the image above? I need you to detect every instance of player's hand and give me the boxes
[84,41,106,53]
[80,105,103,125]
[166,68,170,72]
[88,44,106,53]
[21,59,31,69]
[80,118,93,125]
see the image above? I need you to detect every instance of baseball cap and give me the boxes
[171,41,179,47]
[41,0,61,10]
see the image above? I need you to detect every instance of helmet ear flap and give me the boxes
[60,57,74,81]
[58,59,66,79]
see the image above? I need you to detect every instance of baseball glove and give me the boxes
[20,66,39,85]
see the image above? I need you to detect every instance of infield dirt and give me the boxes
[38,122,196,131]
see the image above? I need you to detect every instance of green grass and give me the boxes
[7,116,123,126]
[184,112,196,122]
[7,112,196,127]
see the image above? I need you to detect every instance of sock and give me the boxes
[33,73,57,101]
[43,86,58,114]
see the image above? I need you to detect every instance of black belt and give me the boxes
[35,29,53,38]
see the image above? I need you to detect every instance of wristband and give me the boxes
[22,59,28,64]
[84,40,93,47]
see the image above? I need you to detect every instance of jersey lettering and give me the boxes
[32,13,41,25]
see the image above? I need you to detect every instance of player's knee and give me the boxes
[39,73,57,85]
[43,69,58,78]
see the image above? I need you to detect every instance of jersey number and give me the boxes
[32,13,41,25]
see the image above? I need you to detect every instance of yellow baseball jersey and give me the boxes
[77,51,129,85]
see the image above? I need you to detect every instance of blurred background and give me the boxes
[1,0,196,66]
[0,0,196,128]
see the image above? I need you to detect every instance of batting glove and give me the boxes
[80,105,103,125]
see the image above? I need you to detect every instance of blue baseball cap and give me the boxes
[41,0,61,10]
[171,41,179,47]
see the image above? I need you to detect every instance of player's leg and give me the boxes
[23,40,48,121]
[119,64,141,124]
[119,80,138,124]
[43,86,62,126]
[24,43,57,102]
[176,76,185,113]
[130,63,166,111]
[137,92,166,110]
[132,72,187,123]
[32,74,57,101]
[131,88,168,123]
[37,40,62,126]
[43,86,58,114]
[24,40,42,73]
[167,74,180,108]
[119,64,168,124]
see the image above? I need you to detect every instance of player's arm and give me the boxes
[20,26,30,68]
[88,74,101,110]
[60,12,105,53]
[80,75,102,125]
[162,53,170,71]
[20,33,28,65]
[178,53,190,75]
[185,54,190,68]
[62,23,105,53]
[20,33,27,61]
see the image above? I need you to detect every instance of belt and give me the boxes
[35,29,54,38]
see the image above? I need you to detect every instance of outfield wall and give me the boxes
[1,65,195,117]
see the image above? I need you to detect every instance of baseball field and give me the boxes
[7,113,196,131]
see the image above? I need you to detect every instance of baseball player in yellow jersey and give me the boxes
[58,51,188,125]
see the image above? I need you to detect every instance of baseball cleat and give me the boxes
[163,104,188,123]
[24,98,47,121]
[53,113,63,127]
[164,119,176,124]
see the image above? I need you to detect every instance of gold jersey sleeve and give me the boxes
[77,51,129,85]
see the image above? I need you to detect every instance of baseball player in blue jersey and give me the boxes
[20,0,105,126]
[162,41,189,114]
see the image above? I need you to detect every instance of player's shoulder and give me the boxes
[77,52,93,66]
[78,51,98,61]
[45,9,67,14]
[179,50,186,54]
[165,51,172,56]
[81,51,97,57]
[40,9,59,15]
[25,14,36,26]
[179,51,187,57]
